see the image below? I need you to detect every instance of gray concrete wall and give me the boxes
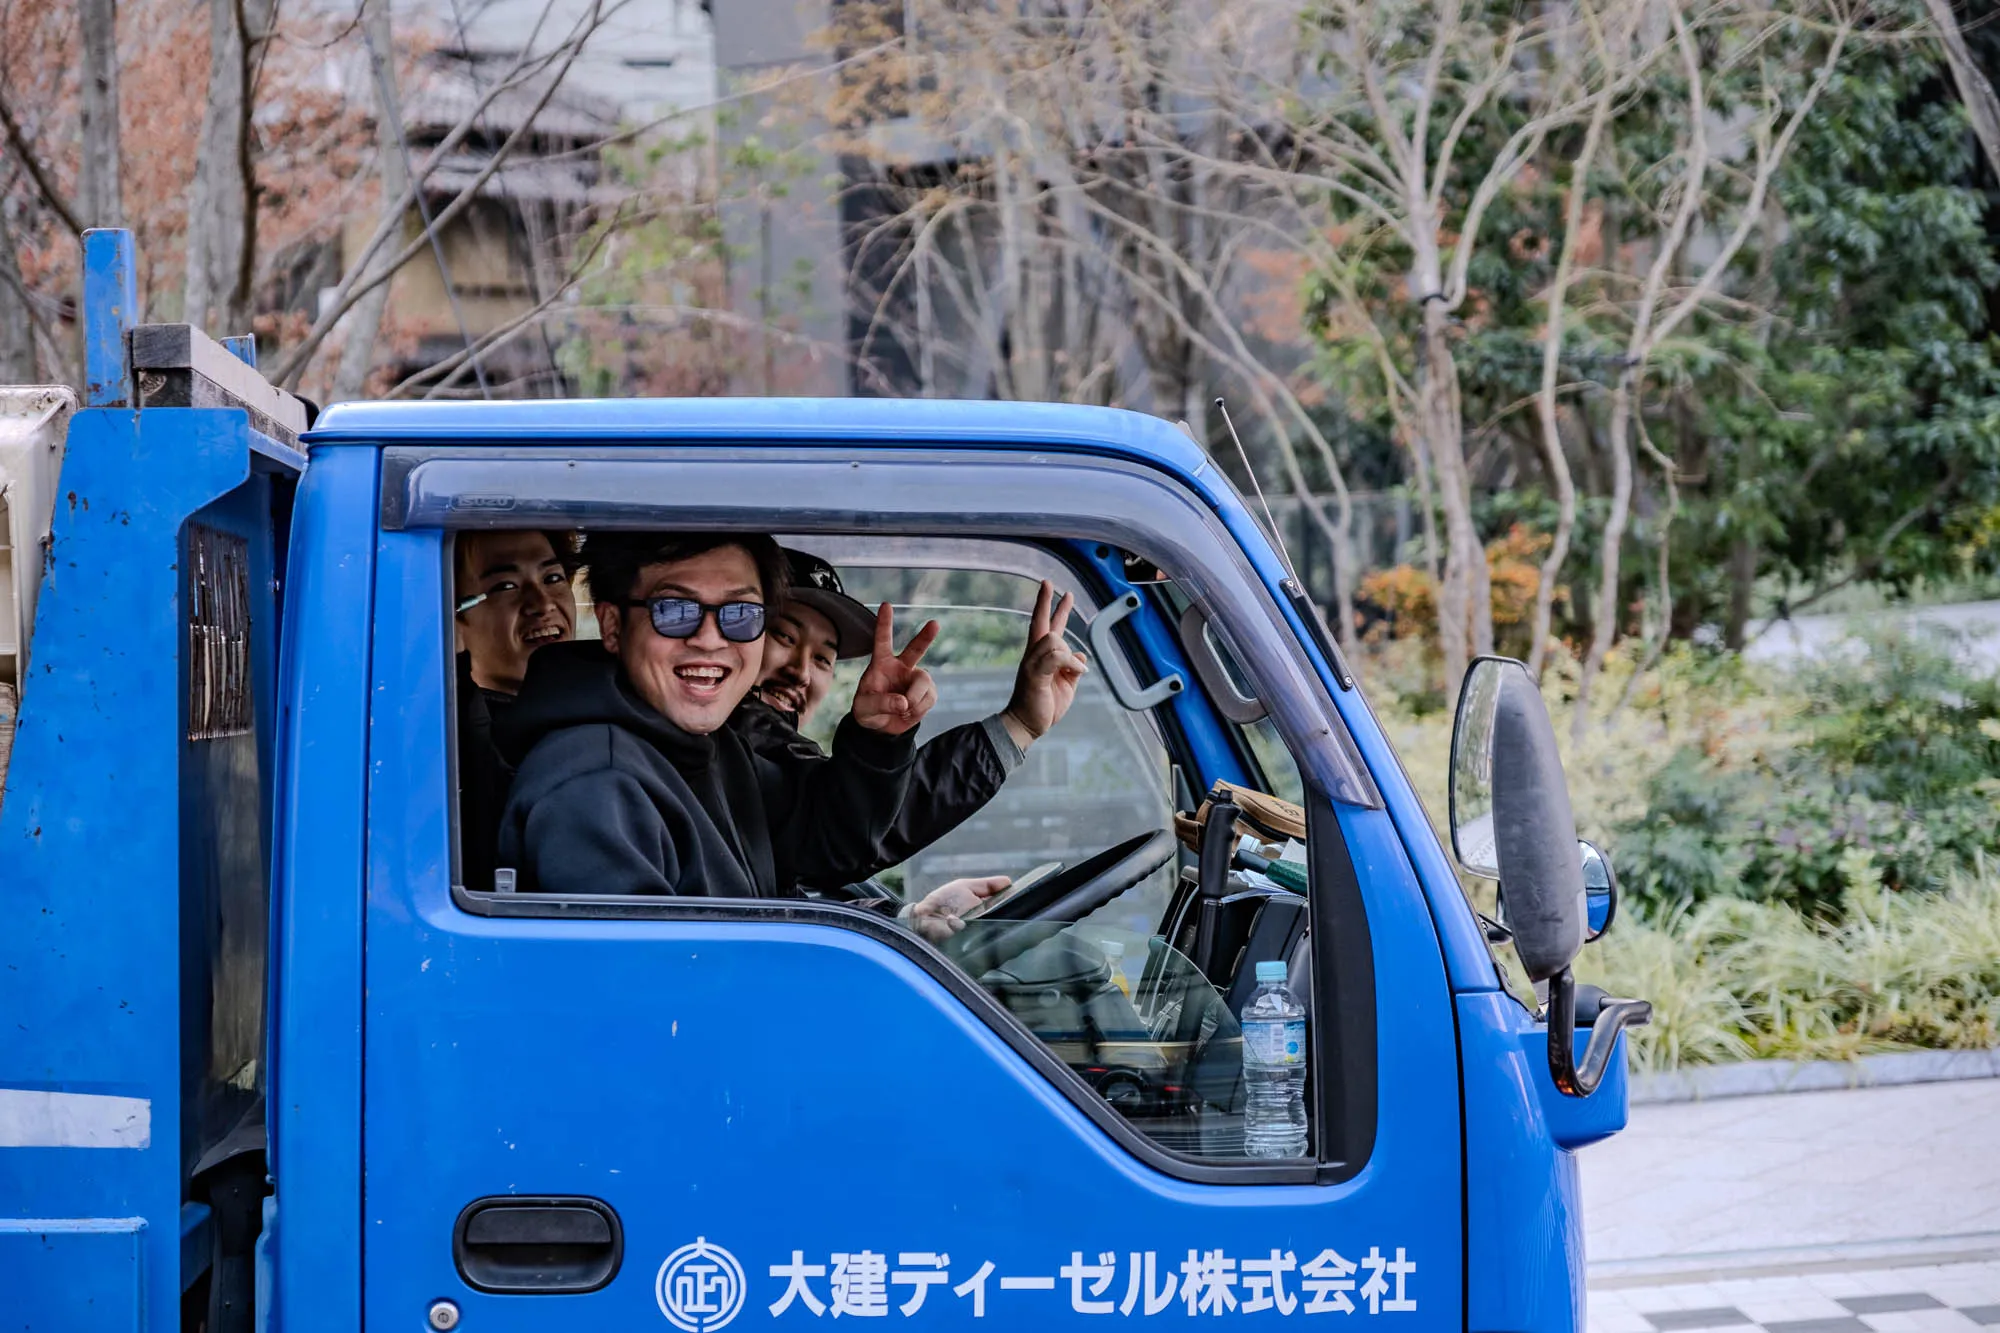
[713,0,851,395]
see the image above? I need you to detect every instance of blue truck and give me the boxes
[1,230,1647,1332]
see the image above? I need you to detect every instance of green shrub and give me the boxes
[1578,866,2000,1070]
[1614,625,2000,914]
[1365,625,2000,1068]
[1800,629,2000,804]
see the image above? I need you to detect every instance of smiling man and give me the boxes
[455,530,579,696]
[453,529,578,893]
[494,531,937,900]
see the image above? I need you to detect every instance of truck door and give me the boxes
[357,444,1464,1330]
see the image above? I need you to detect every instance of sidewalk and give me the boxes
[1580,1077,2000,1332]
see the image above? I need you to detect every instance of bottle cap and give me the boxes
[1255,960,1287,983]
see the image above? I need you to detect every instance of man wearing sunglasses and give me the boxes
[453,529,579,895]
[493,531,937,905]
[736,549,1088,935]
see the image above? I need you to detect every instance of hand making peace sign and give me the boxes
[1001,580,1089,745]
[851,602,941,735]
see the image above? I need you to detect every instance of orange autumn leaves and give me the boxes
[1359,525,1563,661]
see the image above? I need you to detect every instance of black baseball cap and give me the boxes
[781,549,876,659]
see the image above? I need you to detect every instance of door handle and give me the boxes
[453,1196,623,1294]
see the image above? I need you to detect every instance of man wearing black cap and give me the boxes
[733,549,1088,934]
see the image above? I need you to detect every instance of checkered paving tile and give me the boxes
[1589,1260,2000,1333]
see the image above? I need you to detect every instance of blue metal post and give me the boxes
[5,231,304,1330]
[82,229,138,408]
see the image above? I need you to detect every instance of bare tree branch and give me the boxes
[385,202,625,398]
[1528,0,1630,679]
[0,94,84,236]
[1574,6,1854,738]
[1921,0,2000,183]
[270,0,621,386]
[0,192,41,380]
[333,0,408,401]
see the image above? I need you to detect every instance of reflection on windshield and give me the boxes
[942,920,1250,1158]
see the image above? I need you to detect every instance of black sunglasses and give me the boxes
[622,596,767,643]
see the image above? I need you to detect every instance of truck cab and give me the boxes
[2,231,1643,1332]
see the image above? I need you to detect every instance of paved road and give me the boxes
[1580,1079,2000,1331]
[1587,1259,2000,1332]
[1744,600,2000,670]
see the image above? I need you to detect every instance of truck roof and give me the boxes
[304,397,1213,485]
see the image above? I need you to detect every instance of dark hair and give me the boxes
[581,531,789,612]
[453,529,582,593]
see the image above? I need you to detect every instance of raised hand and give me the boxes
[1002,580,1089,746]
[851,602,940,735]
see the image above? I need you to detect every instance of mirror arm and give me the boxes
[1545,969,1654,1098]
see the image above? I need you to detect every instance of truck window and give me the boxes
[800,565,1177,930]
[450,534,1323,1166]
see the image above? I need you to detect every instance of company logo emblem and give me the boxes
[657,1237,746,1332]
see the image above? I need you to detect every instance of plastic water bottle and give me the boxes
[1241,960,1308,1157]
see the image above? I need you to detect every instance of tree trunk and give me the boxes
[1327,485,1361,658]
[1262,419,1363,660]
[0,198,36,381]
[1298,425,1364,658]
[184,0,276,333]
[1421,298,1490,701]
[1526,400,1578,680]
[77,0,123,228]
[1726,191,1780,652]
[334,0,410,401]
[1403,421,1442,587]
[1724,532,1758,650]
[1528,99,1615,679]
[1572,371,1634,741]
[1922,0,2000,184]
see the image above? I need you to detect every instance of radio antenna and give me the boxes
[1215,397,1301,585]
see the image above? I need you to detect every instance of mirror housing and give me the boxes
[1450,658,1585,984]
[1580,840,1617,941]
[1451,659,1650,1098]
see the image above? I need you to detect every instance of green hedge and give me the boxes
[1615,627,2000,915]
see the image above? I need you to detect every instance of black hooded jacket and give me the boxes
[494,642,916,896]
[456,650,517,895]
[732,695,1023,885]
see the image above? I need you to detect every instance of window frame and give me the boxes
[411,445,1377,1183]
[389,446,1376,808]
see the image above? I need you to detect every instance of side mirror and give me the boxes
[1449,657,1585,983]
[1450,658,1648,1097]
[1580,840,1617,941]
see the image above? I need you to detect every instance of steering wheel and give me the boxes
[953,829,1178,972]
[895,827,1173,924]
[984,828,1180,925]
